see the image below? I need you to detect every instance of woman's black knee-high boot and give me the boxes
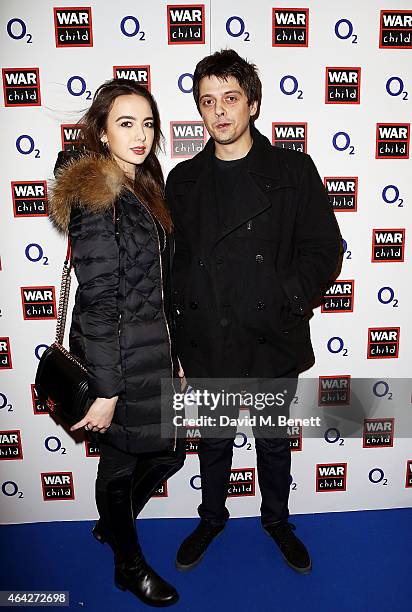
[95,476,178,607]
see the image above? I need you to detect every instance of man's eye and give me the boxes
[202,99,213,106]
[227,96,237,102]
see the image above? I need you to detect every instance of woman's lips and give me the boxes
[131,147,146,155]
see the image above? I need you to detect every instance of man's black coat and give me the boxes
[166,126,342,379]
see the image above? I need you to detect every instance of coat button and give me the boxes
[220,318,229,327]
[243,371,249,377]
[190,301,198,309]
[198,259,205,267]
[191,340,198,348]
[255,254,264,263]
[264,184,271,191]
[257,300,265,310]
[257,336,266,344]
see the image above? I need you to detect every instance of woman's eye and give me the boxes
[120,121,132,128]
[144,121,154,128]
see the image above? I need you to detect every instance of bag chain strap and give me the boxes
[54,241,72,346]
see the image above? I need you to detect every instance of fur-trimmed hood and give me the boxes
[49,154,125,233]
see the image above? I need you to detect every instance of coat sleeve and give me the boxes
[278,154,343,316]
[69,206,124,398]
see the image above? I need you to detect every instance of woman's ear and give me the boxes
[100,132,108,146]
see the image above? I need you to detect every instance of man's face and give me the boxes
[198,75,257,146]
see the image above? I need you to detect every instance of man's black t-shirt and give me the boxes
[212,154,248,231]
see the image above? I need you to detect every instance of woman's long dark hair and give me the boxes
[79,79,172,232]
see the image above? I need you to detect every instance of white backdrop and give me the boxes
[0,0,411,525]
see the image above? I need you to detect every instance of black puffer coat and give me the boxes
[50,155,176,453]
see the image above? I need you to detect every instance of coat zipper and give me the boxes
[135,197,178,452]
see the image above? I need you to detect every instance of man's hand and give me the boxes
[70,396,118,433]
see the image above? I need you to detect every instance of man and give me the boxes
[166,50,341,574]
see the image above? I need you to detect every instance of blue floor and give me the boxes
[1,508,410,611]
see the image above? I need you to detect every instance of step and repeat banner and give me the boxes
[0,0,411,524]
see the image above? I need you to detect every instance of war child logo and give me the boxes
[406,461,412,488]
[31,384,52,415]
[288,425,302,451]
[0,430,23,460]
[41,472,74,500]
[316,463,347,492]
[85,440,100,457]
[152,482,168,497]
[371,229,405,262]
[272,123,307,152]
[185,426,200,454]
[227,468,255,497]
[318,375,351,406]
[2,68,41,107]
[167,5,205,44]
[367,327,400,359]
[54,7,93,47]
[379,10,412,49]
[324,177,358,212]
[376,123,410,159]
[12,181,48,217]
[363,418,394,448]
[322,280,354,313]
[21,287,57,320]
[272,8,309,47]
[325,68,361,104]
[0,338,12,370]
[61,124,84,152]
[113,66,151,90]
[170,122,207,158]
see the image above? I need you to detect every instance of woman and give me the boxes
[50,79,185,607]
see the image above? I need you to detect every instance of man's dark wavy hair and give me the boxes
[192,49,262,122]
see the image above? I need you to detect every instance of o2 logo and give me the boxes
[0,392,13,412]
[342,238,352,260]
[334,18,357,44]
[6,18,32,43]
[372,380,393,400]
[332,131,355,155]
[120,16,146,40]
[67,76,91,100]
[45,436,67,455]
[382,184,404,208]
[377,287,398,308]
[386,77,408,101]
[35,344,49,361]
[279,75,303,100]
[324,427,345,446]
[289,474,297,490]
[178,73,193,93]
[25,243,48,266]
[233,432,252,450]
[2,480,23,499]
[226,16,250,41]
[16,135,40,158]
[369,468,388,486]
[327,336,348,357]
[190,474,202,490]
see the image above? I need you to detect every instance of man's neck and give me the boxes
[214,129,253,161]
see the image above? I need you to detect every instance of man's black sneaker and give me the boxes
[264,521,312,574]
[176,520,225,571]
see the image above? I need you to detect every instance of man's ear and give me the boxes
[249,100,258,118]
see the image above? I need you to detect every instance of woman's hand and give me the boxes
[70,396,118,433]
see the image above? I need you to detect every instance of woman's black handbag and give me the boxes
[35,240,90,427]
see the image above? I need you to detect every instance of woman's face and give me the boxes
[100,94,155,178]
